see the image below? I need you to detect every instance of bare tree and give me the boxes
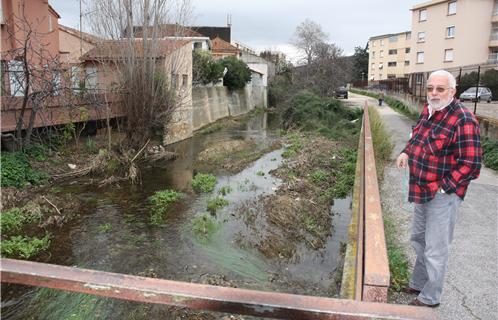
[291,19,328,65]
[2,2,65,149]
[84,0,193,150]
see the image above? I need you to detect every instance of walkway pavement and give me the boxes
[347,92,498,319]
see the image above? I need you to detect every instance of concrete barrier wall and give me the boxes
[476,115,498,140]
[192,85,267,131]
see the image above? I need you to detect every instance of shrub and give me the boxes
[206,196,229,214]
[191,173,217,193]
[221,56,252,90]
[311,169,329,183]
[192,50,224,85]
[85,138,98,154]
[368,106,394,179]
[0,152,49,188]
[218,185,232,196]
[148,189,183,225]
[482,138,498,170]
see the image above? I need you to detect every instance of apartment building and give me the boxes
[368,31,412,81]
[409,0,497,73]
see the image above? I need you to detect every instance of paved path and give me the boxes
[347,92,498,319]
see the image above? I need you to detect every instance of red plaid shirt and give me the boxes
[402,99,481,204]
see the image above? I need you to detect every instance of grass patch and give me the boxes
[383,215,410,291]
[207,196,229,214]
[482,138,498,170]
[350,88,419,121]
[192,214,220,242]
[1,234,51,259]
[218,185,232,196]
[148,189,183,225]
[0,206,43,235]
[368,106,394,180]
[310,169,329,183]
[256,170,265,176]
[191,173,217,193]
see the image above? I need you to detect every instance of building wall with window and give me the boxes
[368,31,411,81]
[409,0,495,73]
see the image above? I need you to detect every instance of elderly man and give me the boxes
[396,70,482,307]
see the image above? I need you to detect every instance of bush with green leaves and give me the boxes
[148,189,183,225]
[221,56,252,90]
[1,151,49,188]
[1,234,51,259]
[482,138,498,170]
[192,214,219,241]
[206,196,229,214]
[192,50,225,85]
[191,173,217,193]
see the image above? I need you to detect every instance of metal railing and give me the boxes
[0,102,437,319]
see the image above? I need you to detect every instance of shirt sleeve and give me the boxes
[441,118,482,193]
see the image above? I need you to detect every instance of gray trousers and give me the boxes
[409,192,462,305]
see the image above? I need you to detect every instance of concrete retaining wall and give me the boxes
[192,85,267,131]
[477,115,498,140]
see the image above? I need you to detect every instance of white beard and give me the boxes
[428,96,452,111]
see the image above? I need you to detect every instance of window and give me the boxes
[387,74,396,79]
[372,40,376,47]
[494,0,498,15]
[8,60,25,96]
[388,49,397,55]
[171,73,179,89]
[388,62,397,67]
[0,1,4,24]
[371,51,375,58]
[380,50,384,58]
[380,39,384,46]
[448,1,457,15]
[371,63,375,70]
[389,35,398,43]
[193,42,202,50]
[417,52,424,63]
[418,32,426,42]
[405,61,410,66]
[85,65,97,90]
[491,25,498,41]
[406,32,411,40]
[446,26,455,38]
[182,74,188,88]
[405,48,411,54]
[71,66,80,91]
[52,70,61,96]
[444,49,454,61]
[48,15,52,32]
[419,9,427,21]
[378,63,383,69]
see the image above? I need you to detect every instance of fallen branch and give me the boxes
[131,139,150,163]
[41,196,62,215]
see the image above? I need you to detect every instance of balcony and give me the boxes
[490,33,498,48]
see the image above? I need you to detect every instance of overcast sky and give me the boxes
[50,0,420,62]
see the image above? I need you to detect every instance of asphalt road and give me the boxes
[347,92,498,319]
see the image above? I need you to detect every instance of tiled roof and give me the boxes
[59,25,101,44]
[211,36,239,53]
[81,39,190,60]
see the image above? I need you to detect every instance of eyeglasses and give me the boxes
[426,86,449,93]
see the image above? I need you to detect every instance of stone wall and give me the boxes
[477,115,498,140]
[192,85,267,131]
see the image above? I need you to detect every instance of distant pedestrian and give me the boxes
[378,91,384,106]
[396,70,482,308]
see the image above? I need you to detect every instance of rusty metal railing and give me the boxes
[0,101,436,319]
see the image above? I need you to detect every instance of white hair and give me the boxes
[428,70,456,89]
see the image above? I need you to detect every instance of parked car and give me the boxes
[459,87,493,103]
[335,86,348,99]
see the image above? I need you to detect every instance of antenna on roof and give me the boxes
[227,13,232,28]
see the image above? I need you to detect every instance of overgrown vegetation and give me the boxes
[148,189,183,225]
[191,173,217,193]
[218,185,232,196]
[319,148,357,200]
[350,88,420,121]
[1,151,49,188]
[281,90,362,139]
[368,106,394,180]
[482,137,498,170]
[383,215,410,291]
[192,50,224,86]
[1,234,51,259]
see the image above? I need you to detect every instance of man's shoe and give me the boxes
[402,287,421,295]
[409,298,440,308]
